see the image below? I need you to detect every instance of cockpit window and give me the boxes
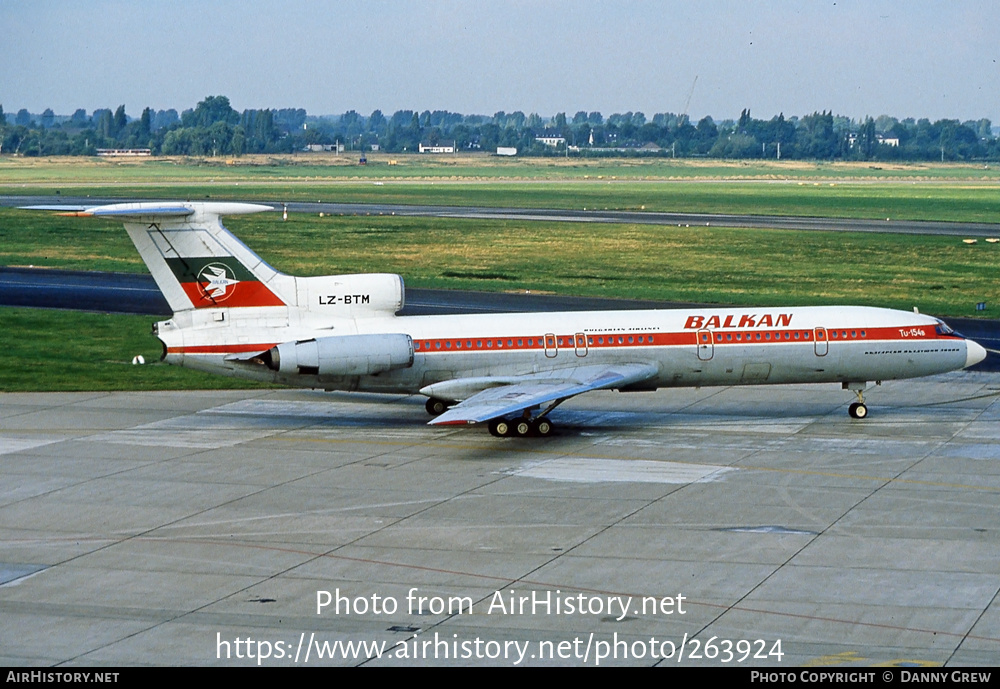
[935,320,954,336]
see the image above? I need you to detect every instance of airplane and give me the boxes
[29,201,988,437]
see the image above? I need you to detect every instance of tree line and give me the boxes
[1,96,997,161]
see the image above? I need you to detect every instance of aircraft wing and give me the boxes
[428,362,659,426]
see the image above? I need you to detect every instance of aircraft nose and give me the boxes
[965,340,987,368]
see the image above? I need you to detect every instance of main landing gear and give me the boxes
[425,396,555,437]
[486,398,568,438]
[488,415,554,438]
[425,397,450,416]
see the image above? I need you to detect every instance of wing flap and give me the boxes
[428,362,658,426]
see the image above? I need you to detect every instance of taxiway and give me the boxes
[2,373,999,666]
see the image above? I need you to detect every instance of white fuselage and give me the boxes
[157,304,976,399]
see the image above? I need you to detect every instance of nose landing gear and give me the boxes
[848,400,868,419]
[844,382,873,419]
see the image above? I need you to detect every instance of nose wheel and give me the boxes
[847,388,868,419]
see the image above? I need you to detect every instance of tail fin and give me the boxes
[59,202,291,313]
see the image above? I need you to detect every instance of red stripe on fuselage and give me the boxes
[168,343,278,355]
[168,323,956,357]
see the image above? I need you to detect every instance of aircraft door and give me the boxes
[814,327,828,356]
[574,332,588,357]
[697,329,714,361]
[544,333,558,358]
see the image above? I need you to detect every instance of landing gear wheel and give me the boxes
[425,398,449,416]
[488,418,513,437]
[514,419,533,437]
[532,418,554,437]
[848,402,868,419]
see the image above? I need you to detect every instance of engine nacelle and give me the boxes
[266,334,414,377]
[297,273,404,317]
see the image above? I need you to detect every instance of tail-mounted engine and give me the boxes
[264,334,414,377]
[298,273,404,317]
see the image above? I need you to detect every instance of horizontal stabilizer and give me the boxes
[23,202,272,219]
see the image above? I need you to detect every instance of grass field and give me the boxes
[0,308,269,392]
[2,207,997,316]
[1,155,998,391]
[4,156,1000,222]
[3,154,1000,182]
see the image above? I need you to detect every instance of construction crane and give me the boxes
[682,75,698,120]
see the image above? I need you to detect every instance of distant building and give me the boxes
[535,132,566,147]
[496,147,518,156]
[304,143,344,153]
[96,148,151,157]
[419,140,456,153]
[847,134,900,148]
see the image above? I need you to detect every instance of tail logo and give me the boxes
[197,263,241,302]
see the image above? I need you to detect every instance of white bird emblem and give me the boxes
[198,263,240,300]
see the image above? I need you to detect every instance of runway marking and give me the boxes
[510,457,733,484]
[204,398,403,418]
[273,436,1000,492]
[0,436,62,456]
[81,413,284,449]
[14,422,995,491]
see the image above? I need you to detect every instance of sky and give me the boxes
[2,0,998,124]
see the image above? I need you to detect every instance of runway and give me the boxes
[5,195,1000,238]
[2,374,999,665]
